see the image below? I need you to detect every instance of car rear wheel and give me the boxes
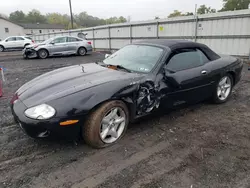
[78,47,87,56]
[38,49,48,59]
[0,45,4,52]
[83,100,129,148]
[213,74,233,104]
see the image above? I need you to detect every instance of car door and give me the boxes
[4,37,16,48]
[15,37,25,48]
[48,37,68,55]
[161,48,214,106]
[67,37,81,53]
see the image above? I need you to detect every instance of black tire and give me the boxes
[212,74,233,104]
[0,45,4,52]
[78,47,87,56]
[83,100,129,148]
[38,49,48,59]
[23,53,28,59]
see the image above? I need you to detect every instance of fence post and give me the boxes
[194,15,198,42]
[108,26,111,51]
[194,4,198,42]
[92,28,95,50]
[130,24,132,44]
[156,21,159,39]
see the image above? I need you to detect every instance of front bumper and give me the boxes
[23,48,38,58]
[11,99,82,139]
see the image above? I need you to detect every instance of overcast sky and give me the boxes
[1,0,223,21]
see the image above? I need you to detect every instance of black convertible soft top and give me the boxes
[134,39,220,60]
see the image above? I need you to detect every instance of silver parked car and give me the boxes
[23,36,92,59]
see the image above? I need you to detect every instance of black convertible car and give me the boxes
[11,40,243,148]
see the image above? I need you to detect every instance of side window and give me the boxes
[68,37,81,42]
[53,37,67,44]
[16,37,25,41]
[24,37,32,40]
[6,37,16,42]
[5,28,9,33]
[166,49,209,72]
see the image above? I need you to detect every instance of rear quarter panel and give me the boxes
[205,55,243,87]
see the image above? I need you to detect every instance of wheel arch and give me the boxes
[86,97,135,122]
[227,71,236,86]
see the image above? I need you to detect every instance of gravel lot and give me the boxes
[0,52,250,188]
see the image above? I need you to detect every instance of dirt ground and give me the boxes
[0,52,250,188]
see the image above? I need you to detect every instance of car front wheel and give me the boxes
[213,74,233,104]
[83,100,129,148]
[38,49,48,59]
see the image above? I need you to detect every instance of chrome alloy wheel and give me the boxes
[99,107,126,144]
[217,76,232,101]
[78,47,86,56]
[39,50,48,59]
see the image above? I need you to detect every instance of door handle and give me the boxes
[201,70,207,75]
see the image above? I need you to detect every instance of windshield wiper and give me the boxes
[115,65,132,73]
[97,62,132,73]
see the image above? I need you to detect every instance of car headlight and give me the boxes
[24,104,56,120]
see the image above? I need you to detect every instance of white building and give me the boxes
[0,17,25,40]
[20,23,65,35]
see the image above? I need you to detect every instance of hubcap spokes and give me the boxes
[80,49,85,55]
[100,107,126,144]
[217,76,231,100]
[40,51,46,58]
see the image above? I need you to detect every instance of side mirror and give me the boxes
[50,41,55,45]
[105,54,111,59]
[163,67,175,77]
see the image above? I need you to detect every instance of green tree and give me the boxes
[26,9,47,23]
[184,12,194,16]
[67,22,79,30]
[168,10,183,18]
[75,11,105,27]
[6,9,129,28]
[168,10,194,18]
[118,16,127,23]
[9,11,26,22]
[46,13,70,29]
[197,5,216,14]
[105,16,127,24]
[220,0,250,11]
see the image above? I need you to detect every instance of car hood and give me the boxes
[26,43,46,48]
[17,63,143,107]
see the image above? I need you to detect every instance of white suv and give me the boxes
[0,36,34,52]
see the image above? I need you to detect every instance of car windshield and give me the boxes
[42,38,53,44]
[24,37,32,40]
[103,45,164,73]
